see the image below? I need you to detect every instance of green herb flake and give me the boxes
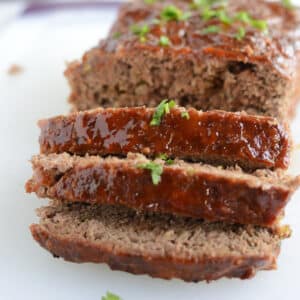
[158,153,168,160]
[281,0,294,9]
[191,0,227,9]
[112,32,122,39]
[250,19,268,33]
[235,27,246,40]
[217,10,232,25]
[201,8,218,20]
[181,111,190,119]
[202,8,232,25]
[159,35,171,46]
[137,162,163,185]
[150,99,176,126]
[165,158,174,165]
[131,24,150,41]
[234,11,268,34]
[102,291,121,300]
[234,11,252,24]
[160,5,190,21]
[157,153,174,165]
[202,25,220,34]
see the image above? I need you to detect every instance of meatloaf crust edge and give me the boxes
[30,223,279,282]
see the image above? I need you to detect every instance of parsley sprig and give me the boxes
[137,162,163,185]
[202,25,220,34]
[150,99,176,126]
[181,111,190,119]
[234,11,268,33]
[201,8,268,39]
[102,292,121,300]
[235,27,246,40]
[158,153,174,165]
[130,24,150,42]
[161,5,191,21]
[191,0,227,9]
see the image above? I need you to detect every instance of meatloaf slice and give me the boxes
[25,153,300,227]
[65,0,300,121]
[38,107,290,170]
[31,202,282,282]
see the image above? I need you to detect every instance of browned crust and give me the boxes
[65,0,300,120]
[38,107,291,170]
[25,153,300,227]
[30,223,279,282]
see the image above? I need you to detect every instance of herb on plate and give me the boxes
[102,291,121,300]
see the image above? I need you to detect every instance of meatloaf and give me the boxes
[25,153,300,227]
[65,0,300,121]
[38,106,290,170]
[31,202,283,282]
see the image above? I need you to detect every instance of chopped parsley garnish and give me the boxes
[215,9,232,24]
[131,24,150,42]
[137,162,163,185]
[159,35,171,46]
[202,8,231,25]
[181,111,190,119]
[158,153,168,160]
[234,11,268,33]
[250,19,268,33]
[102,292,121,300]
[235,27,246,40]
[112,32,122,39]
[234,11,252,23]
[191,0,227,9]
[161,5,191,21]
[150,99,176,126]
[158,153,174,165]
[202,25,220,34]
[281,0,293,9]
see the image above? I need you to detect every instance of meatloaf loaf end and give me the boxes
[31,202,282,282]
[38,107,291,170]
[25,153,300,227]
[65,0,300,121]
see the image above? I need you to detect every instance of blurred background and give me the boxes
[0,0,123,26]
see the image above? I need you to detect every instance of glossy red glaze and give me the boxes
[103,0,300,78]
[39,107,290,170]
[26,157,294,227]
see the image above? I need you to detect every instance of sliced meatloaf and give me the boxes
[31,202,283,282]
[38,107,290,170]
[65,0,300,121]
[25,153,300,227]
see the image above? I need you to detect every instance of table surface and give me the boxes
[1,2,300,300]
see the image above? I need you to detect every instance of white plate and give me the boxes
[0,2,300,300]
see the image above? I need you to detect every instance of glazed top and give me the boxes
[99,0,300,78]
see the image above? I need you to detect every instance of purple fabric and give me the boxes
[22,1,122,16]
